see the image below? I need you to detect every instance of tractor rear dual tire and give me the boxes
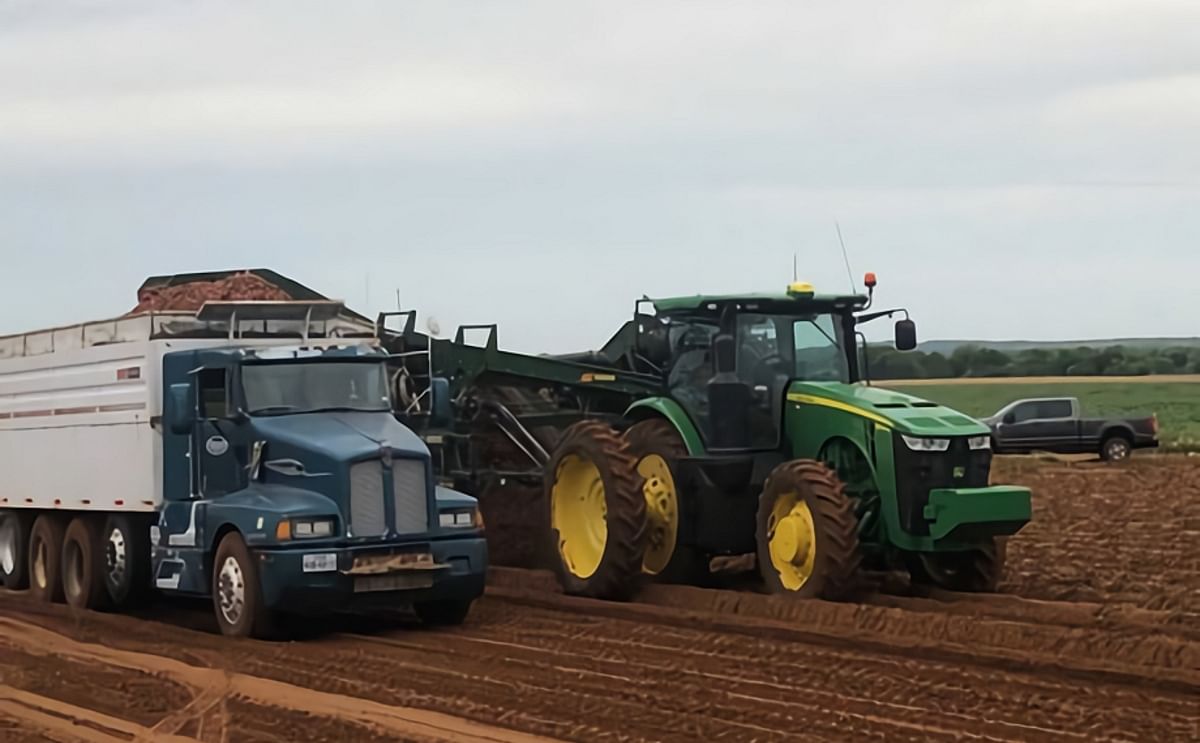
[28,515,67,603]
[623,419,711,585]
[756,460,861,600]
[545,420,646,600]
[62,517,111,611]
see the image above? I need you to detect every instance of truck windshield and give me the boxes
[242,362,391,415]
[737,313,849,384]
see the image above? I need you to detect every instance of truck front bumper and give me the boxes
[922,486,1032,542]
[254,536,487,613]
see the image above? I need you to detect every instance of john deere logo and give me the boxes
[953,466,966,479]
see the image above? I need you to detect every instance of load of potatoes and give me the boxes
[128,272,291,314]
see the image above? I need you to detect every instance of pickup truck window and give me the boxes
[1011,400,1073,422]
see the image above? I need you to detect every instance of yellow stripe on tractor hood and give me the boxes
[786,382,990,437]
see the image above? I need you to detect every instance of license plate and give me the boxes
[302,553,338,573]
[354,573,434,593]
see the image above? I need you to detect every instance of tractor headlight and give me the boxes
[901,435,951,452]
[291,518,336,539]
[439,507,482,529]
[967,435,991,451]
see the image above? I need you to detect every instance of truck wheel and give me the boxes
[0,511,34,590]
[1100,435,1132,462]
[414,599,472,626]
[623,419,710,584]
[907,538,1006,593]
[102,515,151,608]
[62,517,110,611]
[212,532,274,638]
[756,460,861,600]
[545,420,646,599]
[28,515,66,603]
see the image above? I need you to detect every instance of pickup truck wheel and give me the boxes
[62,517,110,611]
[0,511,34,590]
[28,515,66,603]
[1100,436,1132,462]
[414,599,472,626]
[103,515,151,608]
[212,532,275,639]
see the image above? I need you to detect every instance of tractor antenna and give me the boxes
[793,251,798,281]
[395,288,402,311]
[835,221,855,292]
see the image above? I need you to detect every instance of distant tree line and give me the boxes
[867,344,1200,380]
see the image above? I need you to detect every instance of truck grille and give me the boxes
[391,458,429,534]
[349,461,388,537]
[892,438,990,536]
[348,457,431,537]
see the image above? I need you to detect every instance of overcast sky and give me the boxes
[1,1,1197,351]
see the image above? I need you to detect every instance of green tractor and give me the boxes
[381,274,1031,600]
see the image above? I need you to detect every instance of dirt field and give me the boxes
[2,456,1198,742]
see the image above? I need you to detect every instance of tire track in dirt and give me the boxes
[0,616,557,743]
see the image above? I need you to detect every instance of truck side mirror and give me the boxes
[894,319,917,351]
[1002,412,1015,425]
[166,383,196,434]
[429,377,453,428]
[713,333,737,374]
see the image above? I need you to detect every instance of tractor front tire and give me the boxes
[907,537,1007,593]
[756,460,861,600]
[623,419,710,584]
[545,420,645,600]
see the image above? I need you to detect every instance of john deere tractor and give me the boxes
[381,275,1032,600]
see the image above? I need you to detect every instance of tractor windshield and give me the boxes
[736,313,850,385]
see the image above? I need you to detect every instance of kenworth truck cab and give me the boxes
[0,300,486,638]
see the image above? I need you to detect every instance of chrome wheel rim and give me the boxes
[32,538,48,589]
[63,539,83,600]
[1106,440,1130,460]
[106,527,127,589]
[0,519,16,576]
[217,556,246,626]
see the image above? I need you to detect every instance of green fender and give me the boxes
[624,397,705,455]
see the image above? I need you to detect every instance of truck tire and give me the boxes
[623,419,710,585]
[414,599,472,626]
[756,460,861,600]
[28,515,66,603]
[0,510,34,590]
[1100,434,1132,462]
[545,420,646,600]
[907,537,1007,593]
[102,514,151,608]
[62,517,110,611]
[212,532,275,639]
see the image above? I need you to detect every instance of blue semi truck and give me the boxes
[0,291,486,638]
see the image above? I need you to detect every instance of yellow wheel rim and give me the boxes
[637,454,678,575]
[550,454,608,579]
[767,492,817,591]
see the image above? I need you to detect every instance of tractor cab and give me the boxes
[643,283,875,451]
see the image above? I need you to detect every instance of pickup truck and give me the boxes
[982,397,1159,461]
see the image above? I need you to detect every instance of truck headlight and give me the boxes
[967,435,991,450]
[291,518,336,539]
[901,435,950,452]
[439,508,482,529]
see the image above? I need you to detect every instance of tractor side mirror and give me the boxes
[428,377,453,428]
[712,333,737,374]
[166,383,196,434]
[894,319,918,351]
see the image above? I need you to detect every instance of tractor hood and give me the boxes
[787,382,989,437]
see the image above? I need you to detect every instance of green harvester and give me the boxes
[381,274,1032,599]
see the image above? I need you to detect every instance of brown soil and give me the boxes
[0,456,1197,742]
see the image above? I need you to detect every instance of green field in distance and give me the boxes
[882,377,1200,451]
